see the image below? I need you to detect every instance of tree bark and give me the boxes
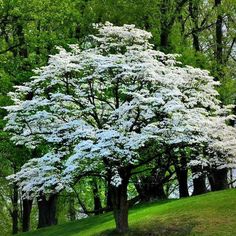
[175,156,189,198]
[192,176,207,195]
[229,169,234,188]
[209,168,228,191]
[11,183,18,234]
[12,22,28,58]
[160,0,170,50]
[135,171,167,202]
[92,180,103,215]
[160,29,170,50]
[176,167,189,197]
[159,0,188,51]
[215,0,223,65]
[22,199,33,232]
[37,196,49,228]
[37,194,58,228]
[106,172,113,211]
[191,166,207,196]
[189,0,200,51]
[68,195,76,221]
[111,170,130,233]
[48,194,58,225]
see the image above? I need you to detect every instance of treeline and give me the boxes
[0,0,235,235]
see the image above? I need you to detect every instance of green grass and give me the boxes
[19,189,236,236]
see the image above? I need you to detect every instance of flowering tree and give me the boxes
[7,152,64,228]
[188,115,236,192]
[7,153,64,199]
[165,107,236,195]
[4,22,236,233]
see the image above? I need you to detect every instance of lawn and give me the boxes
[19,189,236,236]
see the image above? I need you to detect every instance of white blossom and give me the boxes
[4,22,236,197]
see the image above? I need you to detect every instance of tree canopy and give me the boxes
[4,23,236,233]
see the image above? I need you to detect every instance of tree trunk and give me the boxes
[192,176,207,195]
[135,172,167,202]
[111,170,130,233]
[11,183,18,234]
[176,168,189,197]
[106,173,113,211]
[229,169,234,188]
[22,199,33,232]
[37,194,58,228]
[12,21,28,58]
[191,166,207,196]
[215,0,223,65]
[92,180,103,215]
[159,0,187,51]
[37,196,49,228]
[48,194,58,225]
[68,195,76,221]
[160,0,170,50]
[175,156,189,198]
[209,168,228,191]
[160,30,170,50]
[189,0,200,51]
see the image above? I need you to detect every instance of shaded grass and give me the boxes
[19,189,236,236]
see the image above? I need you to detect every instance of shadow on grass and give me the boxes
[19,213,114,236]
[98,216,197,236]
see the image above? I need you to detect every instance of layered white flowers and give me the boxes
[4,22,236,197]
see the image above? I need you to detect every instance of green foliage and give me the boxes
[218,77,236,105]
[0,0,82,83]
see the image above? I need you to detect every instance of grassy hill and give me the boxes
[19,189,236,236]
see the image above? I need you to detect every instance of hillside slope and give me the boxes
[19,189,236,236]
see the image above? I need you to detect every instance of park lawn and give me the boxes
[19,189,236,236]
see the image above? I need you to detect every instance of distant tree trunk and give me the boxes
[37,194,58,228]
[111,169,130,233]
[22,199,33,232]
[191,167,207,196]
[209,168,228,191]
[15,23,28,58]
[135,170,167,202]
[92,180,103,215]
[229,169,234,188]
[135,180,166,202]
[208,174,215,191]
[75,0,89,39]
[160,29,170,50]
[159,0,188,51]
[176,168,189,197]
[106,172,113,211]
[189,0,200,51]
[192,176,207,195]
[160,0,170,50]
[175,155,189,198]
[48,194,58,225]
[37,196,48,228]
[35,20,41,63]
[215,0,223,65]
[68,195,76,221]
[12,21,28,58]
[11,182,18,234]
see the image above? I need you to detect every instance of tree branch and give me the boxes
[0,43,23,54]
